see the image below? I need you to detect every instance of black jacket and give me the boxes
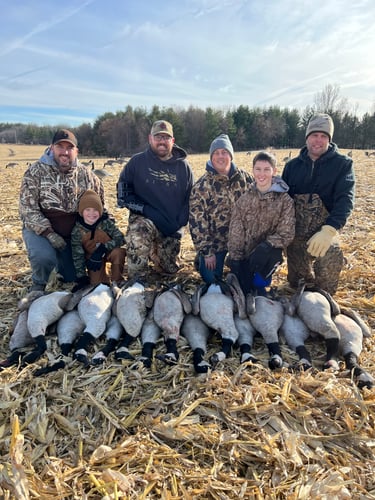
[282,143,355,230]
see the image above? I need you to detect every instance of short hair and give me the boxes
[252,151,277,168]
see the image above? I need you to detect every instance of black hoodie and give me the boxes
[282,143,355,230]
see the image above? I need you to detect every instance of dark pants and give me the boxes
[197,250,227,284]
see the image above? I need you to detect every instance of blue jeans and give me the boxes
[22,228,76,285]
[198,251,227,284]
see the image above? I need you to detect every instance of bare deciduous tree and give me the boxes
[313,83,348,116]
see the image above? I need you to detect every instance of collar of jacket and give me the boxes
[77,212,108,230]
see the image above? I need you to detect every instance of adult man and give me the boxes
[20,129,104,292]
[189,133,253,284]
[282,113,355,294]
[117,120,193,278]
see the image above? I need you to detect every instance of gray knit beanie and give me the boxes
[306,113,334,141]
[209,134,234,159]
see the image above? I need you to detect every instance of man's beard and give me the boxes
[56,157,75,173]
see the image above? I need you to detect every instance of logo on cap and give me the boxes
[52,129,78,146]
[151,120,173,137]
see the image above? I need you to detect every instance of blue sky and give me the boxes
[1,0,374,126]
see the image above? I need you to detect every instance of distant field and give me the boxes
[0,144,374,499]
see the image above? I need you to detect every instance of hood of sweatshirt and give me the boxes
[258,175,290,194]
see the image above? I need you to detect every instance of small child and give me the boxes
[71,190,126,289]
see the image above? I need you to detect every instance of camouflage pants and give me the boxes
[126,214,181,279]
[287,193,344,295]
[286,238,344,295]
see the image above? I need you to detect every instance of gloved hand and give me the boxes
[249,242,283,279]
[123,200,144,214]
[143,205,178,237]
[46,232,67,250]
[86,243,106,271]
[307,225,337,257]
[117,181,144,212]
[71,275,90,292]
[249,242,273,273]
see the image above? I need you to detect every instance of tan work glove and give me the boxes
[307,225,337,258]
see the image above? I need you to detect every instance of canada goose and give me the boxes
[153,285,192,364]
[283,151,292,162]
[104,159,127,167]
[81,159,94,167]
[114,281,147,361]
[92,163,113,178]
[74,284,113,365]
[248,296,285,369]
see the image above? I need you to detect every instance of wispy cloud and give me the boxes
[0,0,374,126]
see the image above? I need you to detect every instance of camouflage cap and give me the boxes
[150,120,173,137]
[52,129,78,146]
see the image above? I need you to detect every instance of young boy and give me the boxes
[71,190,126,289]
[228,151,295,296]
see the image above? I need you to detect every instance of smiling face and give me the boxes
[306,132,330,160]
[149,133,175,160]
[82,207,100,225]
[52,140,78,172]
[211,148,232,175]
[253,159,276,192]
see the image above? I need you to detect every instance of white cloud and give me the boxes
[0,0,374,126]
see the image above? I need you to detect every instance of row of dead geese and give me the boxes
[1,276,373,389]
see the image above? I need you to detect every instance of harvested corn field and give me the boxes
[0,144,374,499]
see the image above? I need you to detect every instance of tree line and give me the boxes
[1,85,374,157]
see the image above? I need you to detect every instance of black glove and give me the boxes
[117,181,144,213]
[46,232,67,250]
[249,242,282,278]
[143,205,178,237]
[116,181,128,208]
[72,275,90,292]
[123,200,144,214]
[86,244,106,271]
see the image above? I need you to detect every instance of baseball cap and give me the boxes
[150,120,173,137]
[52,129,78,147]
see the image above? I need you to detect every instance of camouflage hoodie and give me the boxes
[189,161,253,257]
[228,176,295,260]
[19,148,104,238]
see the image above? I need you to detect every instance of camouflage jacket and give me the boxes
[228,177,295,260]
[71,213,125,278]
[189,162,253,257]
[19,149,104,238]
